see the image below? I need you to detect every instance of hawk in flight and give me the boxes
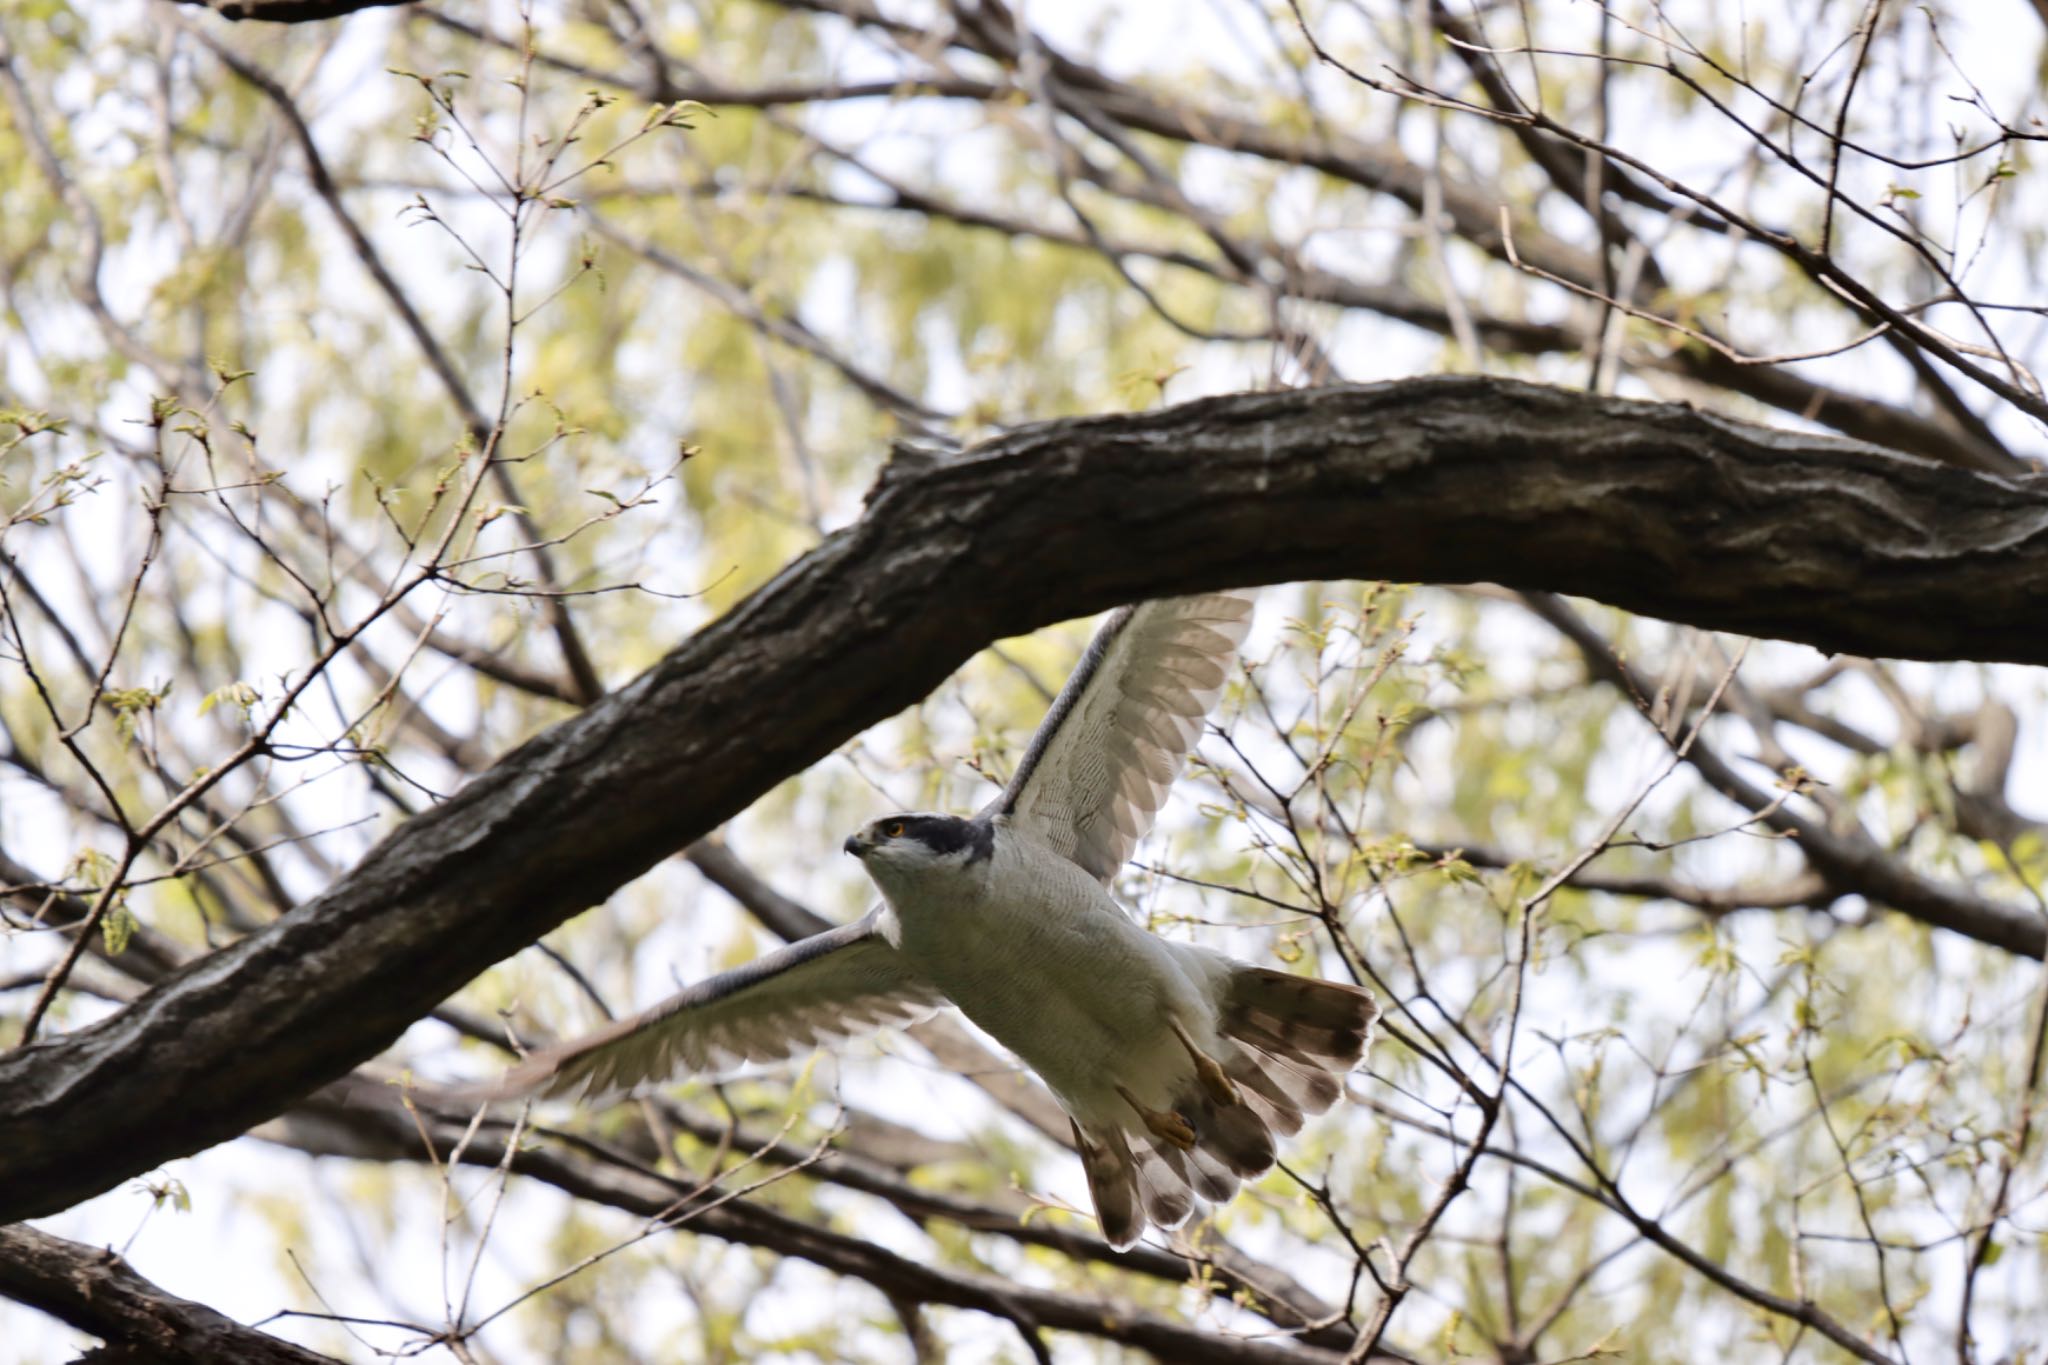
[491,592,1378,1248]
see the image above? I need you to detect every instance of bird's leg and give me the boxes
[1169,1018,1241,1108]
[1115,1084,1197,1151]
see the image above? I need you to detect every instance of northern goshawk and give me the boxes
[489,592,1378,1248]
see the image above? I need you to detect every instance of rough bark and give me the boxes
[2,377,2045,1223]
[0,1224,341,1364]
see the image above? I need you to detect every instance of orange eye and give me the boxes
[886,821,906,838]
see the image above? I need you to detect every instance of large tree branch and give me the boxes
[2,377,2044,1223]
[0,1224,340,1364]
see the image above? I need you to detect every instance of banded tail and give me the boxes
[1074,965,1378,1249]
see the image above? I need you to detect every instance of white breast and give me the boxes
[881,825,1221,1111]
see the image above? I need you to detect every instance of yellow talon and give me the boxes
[1170,1019,1241,1108]
[1117,1084,1197,1150]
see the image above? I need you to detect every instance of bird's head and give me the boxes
[843,812,994,889]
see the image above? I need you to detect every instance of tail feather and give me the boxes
[1188,1141,1242,1198]
[1224,1051,1307,1133]
[1069,966,1377,1249]
[1131,1143,1197,1227]
[1228,1008,1371,1068]
[1071,1120,1143,1250]
[1147,1133,1234,1202]
[1224,968,1379,1071]
[1232,1041,1343,1115]
[1196,1091,1277,1176]
[1232,1079,1303,1137]
[1230,966,1380,1031]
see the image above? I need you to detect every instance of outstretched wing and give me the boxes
[986,592,1254,882]
[490,911,942,1103]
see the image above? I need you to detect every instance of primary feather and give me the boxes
[489,911,941,1104]
[990,592,1255,882]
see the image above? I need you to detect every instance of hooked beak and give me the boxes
[842,832,867,858]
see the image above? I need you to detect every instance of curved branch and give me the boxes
[2,376,2044,1222]
[0,1224,340,1364]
